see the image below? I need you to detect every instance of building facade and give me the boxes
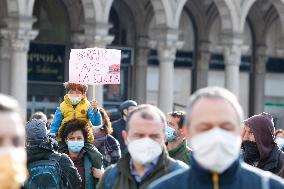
[0,0,284,128]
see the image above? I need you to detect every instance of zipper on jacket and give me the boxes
[212,172,219,189]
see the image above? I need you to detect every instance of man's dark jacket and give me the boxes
[112,118,127,153]
[148,157,284,189]
[97,150,188,189]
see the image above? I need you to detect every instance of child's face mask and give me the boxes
[67,94,82,105]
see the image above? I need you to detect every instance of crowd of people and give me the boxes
[0,83,284,189]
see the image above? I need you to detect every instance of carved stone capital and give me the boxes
[84,22,114,48]
[255,45,268,74]
[1,28,38,52]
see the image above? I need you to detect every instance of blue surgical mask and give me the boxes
[67,140,84,153]
[166,126,176,142]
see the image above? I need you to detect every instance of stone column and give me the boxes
[254,46,267,114]
[223,39,242,98]
[157,44,178,113]
[2,17,38,115]
[151,27,183,114]
[135,37,149,104]
[84,22,114,106]
[196,41,211,89]
[0,32,11,94]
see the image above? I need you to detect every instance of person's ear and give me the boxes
[183,126,190,139]
[122,130,129,145]
[123,109,128,116]
[179,127,185,136]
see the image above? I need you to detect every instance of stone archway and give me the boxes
[271,0,284,36]
[212,0,256,34]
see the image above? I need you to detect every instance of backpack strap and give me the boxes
[49,153,69,188]
[104,166,119,189]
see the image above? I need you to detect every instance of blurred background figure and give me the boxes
[112,100,137,154]
[46,114,54,131]
[59,119,104,189]
[30,111,47,123]
[0,94,27,189]
[30,111,58,150]
[242,112,284,176]
[165,111,191,165]
[275,129,284,151]
[93,107,121,168]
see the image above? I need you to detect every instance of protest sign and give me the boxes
[69,48,121,85]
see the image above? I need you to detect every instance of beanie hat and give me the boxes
[243,112,275,161]
[119,100,137,112]
[26,119,47,141]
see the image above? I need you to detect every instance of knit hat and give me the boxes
[26,119,48,141]
[243,112,275,162]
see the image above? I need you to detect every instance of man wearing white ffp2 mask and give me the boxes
[148,87,284,189]
[97,104,188,189]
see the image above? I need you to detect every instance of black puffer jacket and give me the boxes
[26,140,82,189]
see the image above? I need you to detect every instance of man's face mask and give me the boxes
[242,140,260,164]
[190,128,241,173]
[0,147,27,189]
[165,126,176,142]
[127,137,163,165]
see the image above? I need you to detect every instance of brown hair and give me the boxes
[98,107,113,135]
[63,82,88,94]
[60,119,89,144]
[275,129,284,137]
[168,111,186,129]
[126,104,166,132]
[30,111,47,122]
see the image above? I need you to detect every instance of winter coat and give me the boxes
[59,143,103,189]
[26,140,82,189]
[168,140,192,165]
[244,114,284,175]
[147,157,284,189]
[97,150,188,189]
[50,95,102,143]
[257,146,284,175]
[112,118,127,153]
[94,132,121,168]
